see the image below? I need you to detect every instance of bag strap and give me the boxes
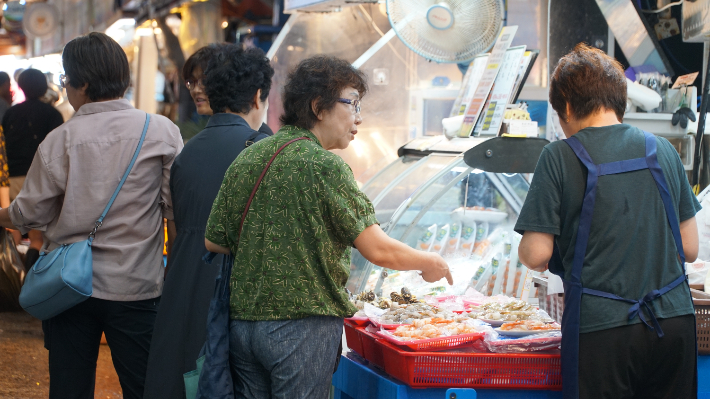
[237,137,311,240]
[89,113,151,240]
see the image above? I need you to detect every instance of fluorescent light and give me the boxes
[136,28,153,37]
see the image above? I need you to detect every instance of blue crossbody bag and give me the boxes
[19,114,151,320]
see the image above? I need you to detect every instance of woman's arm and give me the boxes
[679,216,698,263]
[0,187,9,209]
[354,224,453,285]
[205,238,230,255]
[518,231,554,272]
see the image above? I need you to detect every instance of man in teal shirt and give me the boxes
[516,43,699,398]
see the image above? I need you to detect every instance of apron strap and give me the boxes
[558,132,687,398]
[564,137,598,284]
[643,131,687,265]
[598,157,647,175]
[581,271,686,338]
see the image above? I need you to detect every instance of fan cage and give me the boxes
[386,0,505,64]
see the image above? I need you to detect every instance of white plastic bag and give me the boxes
[695,188,710,261]
[686,259,710,285]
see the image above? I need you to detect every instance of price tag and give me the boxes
[672,72,698,89]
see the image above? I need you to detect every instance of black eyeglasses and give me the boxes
[337,98,361,114]
[185,78,204,90]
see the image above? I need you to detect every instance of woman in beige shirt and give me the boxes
[0,32,183,399]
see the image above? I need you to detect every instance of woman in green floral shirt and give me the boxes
[205,56,452,399]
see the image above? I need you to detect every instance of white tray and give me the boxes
[494,327,561,337]
[450,208,508,224]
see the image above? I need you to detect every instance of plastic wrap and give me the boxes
[374,318,492,351]
[483,330,561,353]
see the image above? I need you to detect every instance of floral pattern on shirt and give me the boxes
[0,127,10,187]
[206,125,378,321]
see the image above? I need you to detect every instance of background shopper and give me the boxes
[144,44,272,399]
[0,32,183,399]
[204,55,452,399]
[0,72,12,122]
[1,68,64,269]
[516,43,699,398]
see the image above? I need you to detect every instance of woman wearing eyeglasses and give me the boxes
[182,45,223,117]
[143,44,274,399]
[203,55,453,398]
[182,44,273,137]
[0,32,183,399]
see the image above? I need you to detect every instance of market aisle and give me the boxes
[0,311,123,398]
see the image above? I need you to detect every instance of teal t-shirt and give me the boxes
[515,124,700,333]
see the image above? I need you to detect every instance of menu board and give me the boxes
[473,46,527,136]
[450,56,488,117]
[457,25,518,138]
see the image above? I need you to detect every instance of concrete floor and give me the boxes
[0,311,123,399]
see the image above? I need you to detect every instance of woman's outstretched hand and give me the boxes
[420,253,453,285]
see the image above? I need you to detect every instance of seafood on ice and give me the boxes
[391,318,481,340]
[499,320,561,331]
[378,302,455,325]
[467,298,553,323]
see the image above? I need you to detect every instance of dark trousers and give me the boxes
[42,296,160,399]
[228,316,343,399]
[578,314,697,399]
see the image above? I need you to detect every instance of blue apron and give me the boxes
[549,131,695,398]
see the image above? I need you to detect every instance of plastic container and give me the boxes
[344,319,365,357]
[359,327,386,368]
[378,338,562,390]
[345,316,370,326]
[370,318,411,330]
[375,330,485,352]
[691,286,710,355]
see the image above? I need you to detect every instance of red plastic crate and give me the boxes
[375,330,485,352]
[345,316,370,327]
[344,320,364,358]
[359,327,386,368]
[378,338,562,390]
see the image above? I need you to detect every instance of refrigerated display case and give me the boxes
[346,136,548,300]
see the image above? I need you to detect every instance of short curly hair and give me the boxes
[62,32,130,101]
[203,45,274,114]
[182,43,230,82]
[17,69,47,99]
[549,43,627,122]
[280,55,368,130]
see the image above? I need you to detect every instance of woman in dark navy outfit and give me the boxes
[515,43,700,398]
[143,44,274,399]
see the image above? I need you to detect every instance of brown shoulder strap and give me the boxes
[237,137,312,241]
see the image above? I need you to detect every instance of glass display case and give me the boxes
[347,136,546,301]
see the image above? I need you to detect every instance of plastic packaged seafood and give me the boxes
[499,320,560,331]
[416,224,437,251]
[390,317,483,340]
[377,302,456,325]
[430,224,450,254]
[445,222,462,255]
[467,298,554,323]
[457,223,477,257]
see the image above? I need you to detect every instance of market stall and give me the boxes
[266,0,710,395]
[336,134,710,399]
[335,135,572,396]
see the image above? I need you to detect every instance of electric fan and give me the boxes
[386,0,505,63]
